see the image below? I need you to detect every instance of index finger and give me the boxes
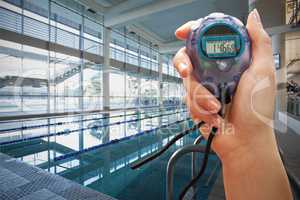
[175,20,199,40]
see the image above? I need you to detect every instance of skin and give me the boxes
[173,9,293,200]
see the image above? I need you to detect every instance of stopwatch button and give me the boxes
[216,61,231,71]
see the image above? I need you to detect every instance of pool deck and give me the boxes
[208,120,300,200]
[0,153,117,200]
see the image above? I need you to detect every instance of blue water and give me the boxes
[0,107,220,200]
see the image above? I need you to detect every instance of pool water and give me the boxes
[0,107,220,200]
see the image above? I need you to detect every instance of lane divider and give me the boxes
[0,110,188,146]
[54,118,195,162]
[0,106,185,133]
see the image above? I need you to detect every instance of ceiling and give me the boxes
[77,0,249,53]
[94,0,127,8]
[139,0,248,42]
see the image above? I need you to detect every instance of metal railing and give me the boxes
[167,145,204,200]
[166,136,218,200]
[191,136,204,200]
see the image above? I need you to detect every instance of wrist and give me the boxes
[222,142,280,171]
[220,128,292,200]
[218,127,280,167]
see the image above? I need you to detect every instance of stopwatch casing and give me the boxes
[186,13,251,101]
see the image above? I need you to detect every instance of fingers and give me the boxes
[183,75,221,113]
[173,47,193,78]
[173,48,221,112]
[173,47,221,125]
[246,9,271,54]
[175,20,199,40]
[185,95,221,126]
[246,9,274,76]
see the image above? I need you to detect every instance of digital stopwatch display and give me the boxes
[201,25,241,58]
[206,40,235,54]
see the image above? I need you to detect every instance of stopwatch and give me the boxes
[186,12,251,103]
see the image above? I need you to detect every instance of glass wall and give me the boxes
[110,70,125,109]
[109,28,161,109]
[0,0,183,116]
[126,71,139,108]
[162,55,183,106]
[0,39,23,115]
[162,54,180,78]
[0,0,104,115]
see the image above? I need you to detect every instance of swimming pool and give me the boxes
[0,107,220,200]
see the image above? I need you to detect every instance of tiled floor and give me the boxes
[0,153,116,200]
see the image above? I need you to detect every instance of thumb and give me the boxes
[246,9,273,67]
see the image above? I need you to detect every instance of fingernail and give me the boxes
[193,118,201,124]
[208,101,221,113]
[179,62,189,77]
[253,9,262,24]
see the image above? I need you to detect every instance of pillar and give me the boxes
[158,54,163,109]
[103,27,111,110]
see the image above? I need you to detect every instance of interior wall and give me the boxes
[254,0,286,28]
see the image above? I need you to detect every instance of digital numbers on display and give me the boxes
[206,40,236,55]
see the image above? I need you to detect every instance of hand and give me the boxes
[173,10,277,162]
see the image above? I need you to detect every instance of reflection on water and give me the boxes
[0,108,219,200]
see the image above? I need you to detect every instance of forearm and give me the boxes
[221,129,293,200]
